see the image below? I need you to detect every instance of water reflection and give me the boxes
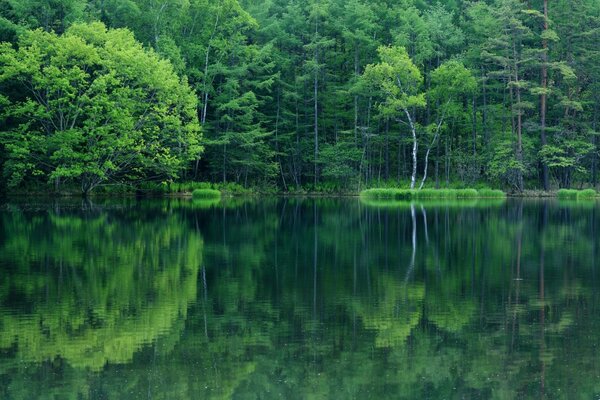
[0,198,599,399]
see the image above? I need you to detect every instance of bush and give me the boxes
[192,188,221,199]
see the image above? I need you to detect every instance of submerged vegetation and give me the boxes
[1,0,600,194]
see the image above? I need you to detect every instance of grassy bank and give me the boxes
[360,188,506,200]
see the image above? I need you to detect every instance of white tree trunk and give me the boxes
[404,108,418,189]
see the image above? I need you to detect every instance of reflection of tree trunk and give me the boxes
[404,204,417,283]
[539,245,546,398]
[313,201,318,314]
[421,205,429,244]
[539,201,548,398]
[202,266,209,339]
[511,203,523,351]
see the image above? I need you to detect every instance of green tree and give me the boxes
[0,22,202,194]
[420,60,477,189]
[363,46,425,189]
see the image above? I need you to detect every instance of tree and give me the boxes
[420,60,476,189]
[481,0,536,192]
[363,46,425,189]
[0,22,202,194]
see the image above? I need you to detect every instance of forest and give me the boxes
[1,0,600,194]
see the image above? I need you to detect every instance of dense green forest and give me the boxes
[1,0,600,194]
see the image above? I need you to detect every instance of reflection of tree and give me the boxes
[354,276,424,348]
[0,206,202,372]
[1,199,600,398]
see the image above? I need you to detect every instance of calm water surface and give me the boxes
[0,197,599,399]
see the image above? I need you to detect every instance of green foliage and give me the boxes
[363,45,425,116]
[0,22,202,194]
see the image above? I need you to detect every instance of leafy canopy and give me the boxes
[0,22,202,193]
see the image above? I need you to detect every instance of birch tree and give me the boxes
[363,46,425,189]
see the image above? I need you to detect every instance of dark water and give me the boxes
[0,197,599,399]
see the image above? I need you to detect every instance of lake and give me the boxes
[0,197,599,399]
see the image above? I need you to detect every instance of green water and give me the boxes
[0,198,599,399]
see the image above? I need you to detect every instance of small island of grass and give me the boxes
[192,188,222,199]
[360,188,506,200]
[557,189,598,200]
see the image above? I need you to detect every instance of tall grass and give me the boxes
[359,188,414,200]
[478,188,507,198]
[361,188,505,200]
[557,189,598,200]
[192,188,221,199]
[577,188,597,199]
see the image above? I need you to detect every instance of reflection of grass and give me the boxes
[360,188,505,200]
[558,199,597,210]
[192,188,221,199]
[360,198,506,209]
[191,198,221,208]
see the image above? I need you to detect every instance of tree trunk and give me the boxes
[513,39,524,192]
[313,17,319,188]
[404,108,418,189]
[385,118,389,180]
[540,0,550,190]
[354,47,359,144]
[593,102,598,187]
